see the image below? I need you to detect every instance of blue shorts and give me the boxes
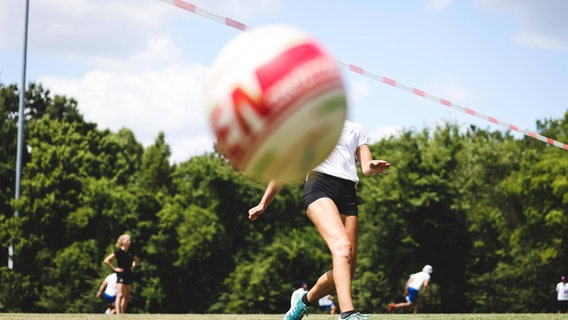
[303,172,358,216]
[103,293,116,304]
[405,287,419,304]
[320,304,334,311]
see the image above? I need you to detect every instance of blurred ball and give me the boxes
[205,24,347,182]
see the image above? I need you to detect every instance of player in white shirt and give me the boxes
[249,121,391,320]
[556,276,568,313]
[387,265,433,314]
[318,294,336,314]
[96,273,118,314]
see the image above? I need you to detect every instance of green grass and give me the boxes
[1,314,568,320]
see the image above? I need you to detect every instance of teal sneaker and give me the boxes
[338,312,370,320]
[284,292,309,320]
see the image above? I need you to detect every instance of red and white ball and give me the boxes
[205,24,347,182]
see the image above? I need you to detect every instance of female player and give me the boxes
[104,234,139,314]
[249,120,390,320]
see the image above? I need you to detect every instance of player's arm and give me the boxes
[104,252,122,272]
[403,276,412,295]
[422,279,429,297]
[356,144,390,177]
[96,279,107,298]
[131,255,139,272]
[249,180,281,221]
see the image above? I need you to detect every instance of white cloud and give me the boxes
[91,33,184,71]
[184,0,282,21]
[512,32,566,51]
[345,78,372,119]
[1,0,282,54]
[1,0,171,56]
[39,34,215,163]
[367,124,404,143]
[1,0,284,164]
[475,0,568,51]
[348,79,372,104]
[427,75,480,106]
[41,63,214,163]
[425,0,455,11]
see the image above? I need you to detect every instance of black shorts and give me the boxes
[303,171,358,216]
[558,300,568,312]
[117,272,134,285]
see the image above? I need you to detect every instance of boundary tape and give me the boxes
[160,0,568,151]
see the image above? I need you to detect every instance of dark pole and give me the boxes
[10,0,30,270]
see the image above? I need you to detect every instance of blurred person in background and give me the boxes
[387,264,433,314]
[104,234,139,314]
[96,273,117,314]
[556,275,568,313]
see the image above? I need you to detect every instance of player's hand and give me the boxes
[370,160,390,175]
[248,205,265,221]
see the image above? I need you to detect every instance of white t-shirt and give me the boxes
[312,120,368,182]
[104,273,118,297]
[318,295,334,306]
[408,271,431,290]
[557,282,568,301]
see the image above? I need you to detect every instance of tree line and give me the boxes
[1,81,567,313]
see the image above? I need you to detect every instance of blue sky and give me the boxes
[1,0,567,162]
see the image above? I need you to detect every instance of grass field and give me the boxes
[2,314,568,320]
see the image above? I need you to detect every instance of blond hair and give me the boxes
[115,234,130,248]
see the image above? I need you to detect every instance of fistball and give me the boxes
[205,24,347,182]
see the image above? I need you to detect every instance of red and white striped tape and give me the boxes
[160,0,568,151]
[338,61,568,150]
[166,0,250,31]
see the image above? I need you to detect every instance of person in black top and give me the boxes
[104,234,138,314]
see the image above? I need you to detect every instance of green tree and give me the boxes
[0,84,19,268]
[36,240,100,312]
[3,80,568,314]
[212,227,327,314]
[359,124,474,313]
